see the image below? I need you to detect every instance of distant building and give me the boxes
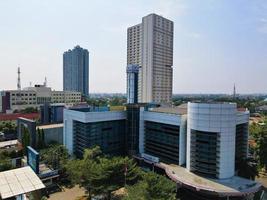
[127,14,174,104]
[126,64,139,104]
[37,123,63,145]
[40,103,65,124]
[17,117,63,148]
[63,45,89,96]
[0,84,81,113]
[255,105,267,114]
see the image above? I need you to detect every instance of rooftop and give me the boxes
[37,123,63,130]
[160,163,262,197]
[149,104,188,115]
[0,166,45,199]
[0,140,18,149]
[70,106,125,113]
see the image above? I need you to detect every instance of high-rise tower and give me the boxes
[127,14,174,104]
[63,45,89,96]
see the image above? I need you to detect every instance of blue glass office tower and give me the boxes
[63,45,89,96]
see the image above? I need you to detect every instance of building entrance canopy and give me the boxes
[0,166,45,199]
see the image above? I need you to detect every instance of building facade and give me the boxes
[186,103,249,179]
[0,85,81,113]
[63,45,89,96]
[127,14,174,104]
[140,109,187,165]
[64,108,126,156]
[62,102,263,197]
[40,103,65,124]
[64,102,249,178]
[126,64,139,104]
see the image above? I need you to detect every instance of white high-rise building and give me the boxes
[127,13,174,104]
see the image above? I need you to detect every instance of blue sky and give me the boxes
[0,0,266,94]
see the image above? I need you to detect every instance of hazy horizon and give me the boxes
[0,0,266,94]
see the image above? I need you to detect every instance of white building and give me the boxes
[0,85,81,113]
[64,102,250,179]
[187,102,249,179]
[62,102,262,198]
[127,13,174,104]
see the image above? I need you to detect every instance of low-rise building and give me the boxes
[1,84,81,113]
[64,107,126,157]
[63,102,262,198]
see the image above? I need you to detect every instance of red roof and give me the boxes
[0,113,40,121]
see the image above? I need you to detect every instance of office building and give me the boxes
[64,107,126,157]
[64,103,248,170]
[40,103,65,124]
[63,102,262,198]
[127,13,174,104]
[126,64,139,104]
[63,45,89,96]
[0,84,81,113]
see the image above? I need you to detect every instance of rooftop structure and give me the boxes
[37,123,63,129]
[0,140,18,149]
[0,166,45,199]
[157,163,262,197]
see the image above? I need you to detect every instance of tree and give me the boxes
[65,146,103,200]
[0,121,17,134]
[40,144,69,170]
[0,154,12,172]
[21,127,30,154]
[236,158,259,180]
[41,129,45,147]
[122,181,147,200]
[256,130,267,171]
[37,128,46,149]
[65,147,142,200]
[123,172,176,200]
[90,156,142,199]
[37,128,41,149]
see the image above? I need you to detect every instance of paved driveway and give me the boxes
[48,185,86,200]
